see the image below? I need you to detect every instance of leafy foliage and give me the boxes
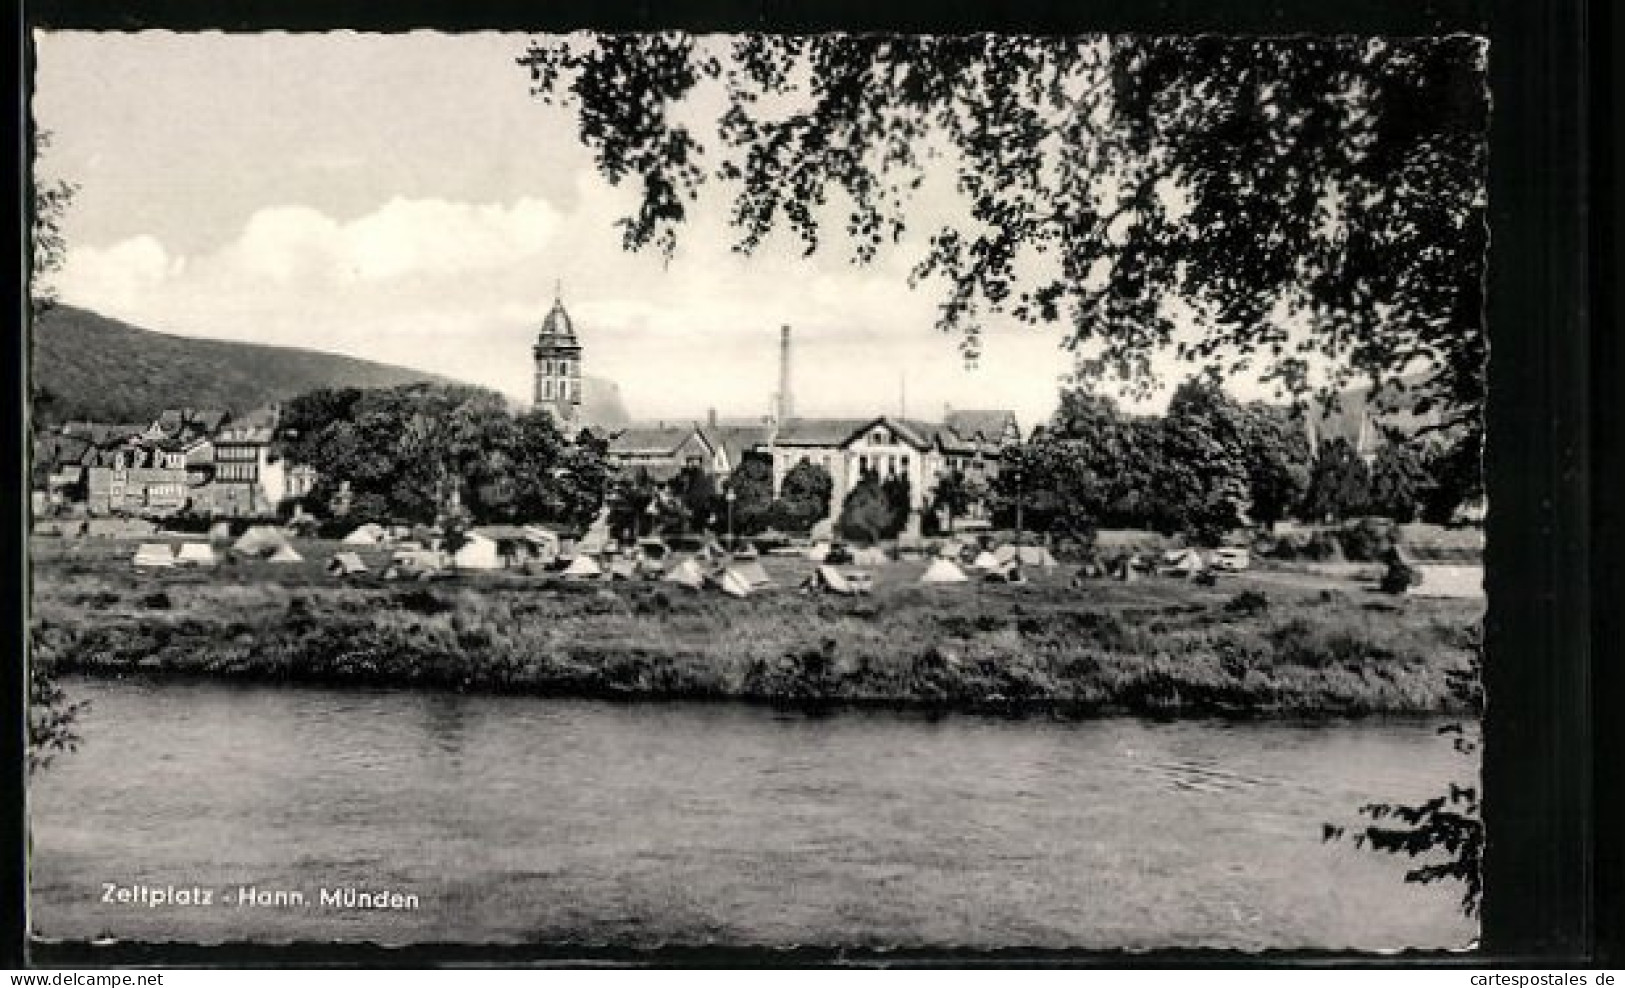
[1302,436,1373,523]
[1368,440,1430,523]
[29,659,88,775]
[283,384,609,528]
[838,469,906,543]
[723,455,777,536]
[773,460,834,534]
[521,35,1487,428]
[1326,653,1483,917]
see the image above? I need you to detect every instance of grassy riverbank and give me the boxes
[28,538,1482,717]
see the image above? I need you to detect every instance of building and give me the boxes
[199,406,284,518]
[605,424,726,482]
[83,444,190,516]
[532,290,583,427]
[756,413,1018,522]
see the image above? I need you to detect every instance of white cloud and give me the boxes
[225,197,562,284]
[58,235,184,309]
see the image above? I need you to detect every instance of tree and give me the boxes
[1368,440,1430,523]
[774,460,834,534]
[928,469,972,534]
[29,131,85,774]
[30,131,76,319]
[1302,436,1373,523]
[1152,377,1252,543]
[1236,404,1314,529]
[723,455,776,536]
[671,463,719,533]
[284,384,609,528]
[1419,429,1483,525]
[521,35,1486,430]
[837,470,896,545]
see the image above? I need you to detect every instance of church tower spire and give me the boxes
[533,286,583,427]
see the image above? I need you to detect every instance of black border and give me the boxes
[9,0,1600,968]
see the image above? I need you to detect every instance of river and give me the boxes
[28,676,1477,950]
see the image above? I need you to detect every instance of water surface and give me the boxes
[30,676,1477,949]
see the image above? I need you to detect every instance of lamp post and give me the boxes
[725,484,737,549]
[1013,466,1025,545]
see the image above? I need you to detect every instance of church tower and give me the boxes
[532,287,583,426]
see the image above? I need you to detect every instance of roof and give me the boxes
[945,409,1018,444]
[607,425,705,457]
[768,418,873,447]
[61,421,149,445]
[536,296,579,346]
[700,424,771,468]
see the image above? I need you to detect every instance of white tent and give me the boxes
[175,542,217,567]
[1161,548,1204,576]
[810,565,859,595]
[576,509,613,556]
[970,550,1000,571]
[133,543,175,568]
[267,543,304,563]
[852,546,889,566]
[717,568,754,598]
[1410,564,1484,600]
[342,522,387,546]
[920,557,969,584]
[327,552,368,576]
[207,521,233,544]
[451,532,503,570]
[663,557,707,589]
[233,525,287,557]
[1014,545,1059,568]
[562,554,603,580]
[609,558,639,581]
[805,541,831,562]
[730,560,775,591]
[809,519,835,542]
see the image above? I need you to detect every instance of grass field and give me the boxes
[28,535,1483,718]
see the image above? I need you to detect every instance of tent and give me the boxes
[919,558,969,584]
[807,565,870,596]
[561,554,603,580]
[1014,545,1059,568]
[1160,548,1205,576]
[175,542,217,567]
[1409,564,1484,600]
[663,557,707,590]
[451,532,503,570]
[576,509,613,556]
[233,525,288,557]
[970,550,1000,571]
[132,543,175,568]
[327,552,368,576]
[852,546,889,566]
[805,541,831,563]
[809,519,835,542]
[609,558,639,581]
[729,560,775,591]
[342,523,386,546]
[716,568,754,598]
[267,543,304,563]
[207,521,233,544]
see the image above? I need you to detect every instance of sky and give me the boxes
[33,31,1260,430]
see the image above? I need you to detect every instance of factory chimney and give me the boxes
[776,325,794,424]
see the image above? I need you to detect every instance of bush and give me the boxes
[1337,517,1397,562]
[1224,590,1270,616]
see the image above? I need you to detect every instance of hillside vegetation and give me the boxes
[29,305,633,426]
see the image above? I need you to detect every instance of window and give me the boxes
[872,429,888,445]
[543,380,554,400]
[901,456,910,474]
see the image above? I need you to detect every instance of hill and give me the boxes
[29,305,630,427]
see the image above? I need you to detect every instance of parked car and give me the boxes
[1211,547,1251,572]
